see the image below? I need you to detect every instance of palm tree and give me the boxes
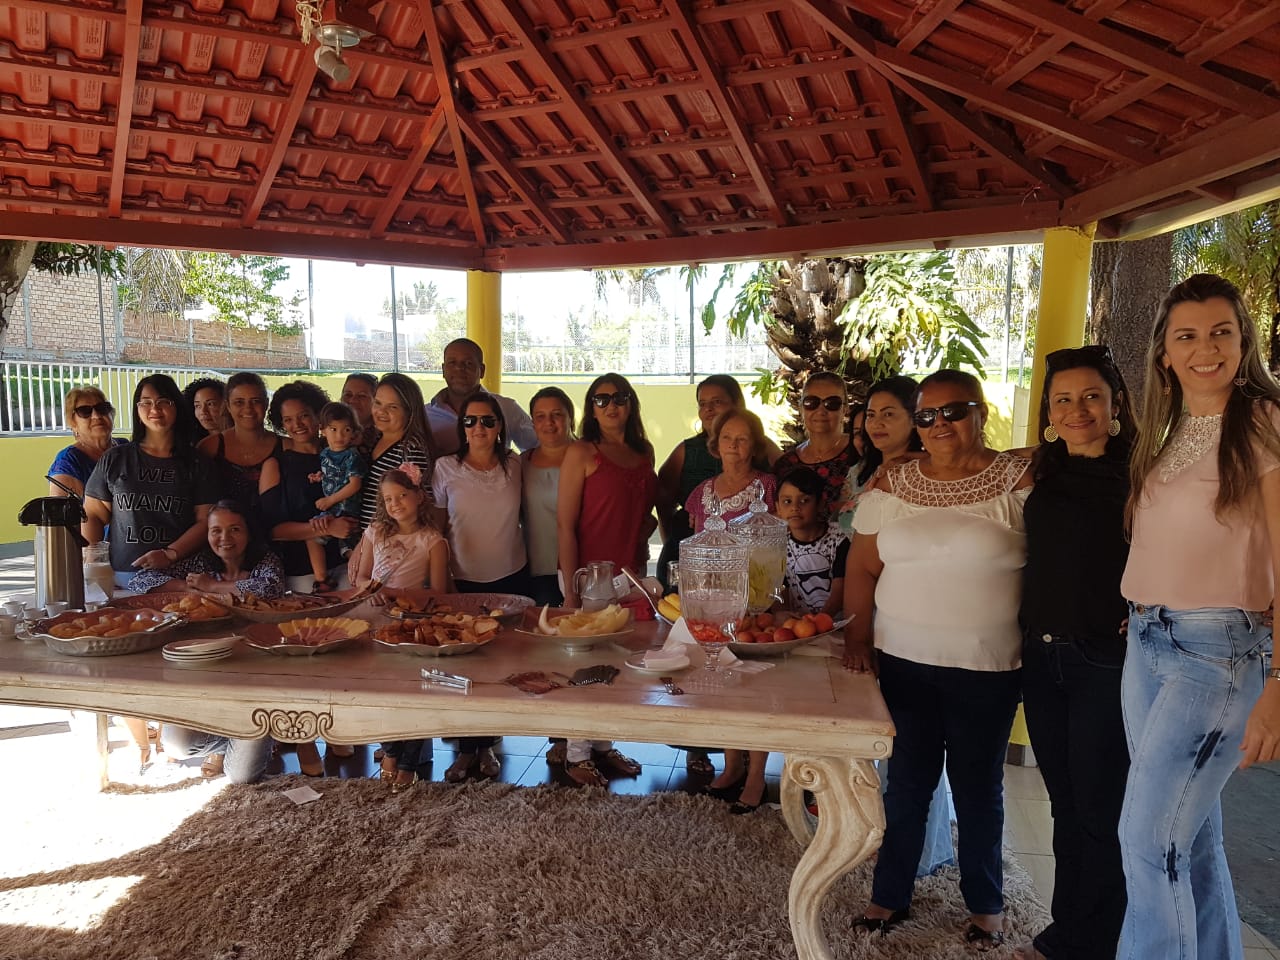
[701,252,986,442]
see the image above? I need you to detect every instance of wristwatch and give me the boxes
[1268,667,1280,682]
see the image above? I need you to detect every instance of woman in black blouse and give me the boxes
[1016,345,1136,960]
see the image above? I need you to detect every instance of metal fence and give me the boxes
[1,361,223,435]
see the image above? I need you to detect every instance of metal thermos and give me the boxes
[19,496,88,611]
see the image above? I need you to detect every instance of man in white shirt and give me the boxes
[424,338,537,455]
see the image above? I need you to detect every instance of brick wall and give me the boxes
[7,271,307,368]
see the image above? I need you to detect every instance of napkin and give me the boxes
[717,646,774,674]
[282,784,323,806]
[642,617,695,668]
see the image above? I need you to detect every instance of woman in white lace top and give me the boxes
[843,369,1032,950]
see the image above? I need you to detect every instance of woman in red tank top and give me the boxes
[556,373,657,787]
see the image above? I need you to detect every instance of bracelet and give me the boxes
[1268,667,1280,682]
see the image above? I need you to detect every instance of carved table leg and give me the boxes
[780,757,817,846]
[785,755,884,960]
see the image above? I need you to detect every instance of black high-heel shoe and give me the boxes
[702,771,746,801]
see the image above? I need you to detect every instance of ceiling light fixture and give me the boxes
[296,0,376,83]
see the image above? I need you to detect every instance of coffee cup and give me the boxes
[1,600,23,618]
[44,600,70,618]
[0,614,16,639]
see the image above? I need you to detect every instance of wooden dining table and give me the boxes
[0,601,893,960]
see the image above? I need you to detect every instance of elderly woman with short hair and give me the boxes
[843,369,1032,950]
[48,385,124,498]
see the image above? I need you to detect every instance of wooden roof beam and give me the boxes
[456,114,569,244]
[897,0,963,54]
[240,55,317,227]
[483,200,1062,272]
[796,0,1071,197]
[106,0,143,218]
[491,1,680,237]
[1062,111,1280,224]
[416,0,486,246]
[370,104,447,238]
[982,0,1278,119]
[662,0,786,226]
[864,70,933,211]
[0,211,485,270]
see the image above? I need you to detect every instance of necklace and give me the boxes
[1157,414,1222,483]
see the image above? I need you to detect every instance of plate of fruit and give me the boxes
[515,603,634,653]
[727,611,848,657]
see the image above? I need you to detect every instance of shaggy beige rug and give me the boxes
[0,778,1048,960]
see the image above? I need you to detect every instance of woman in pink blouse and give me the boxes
[1117,274,1280,960]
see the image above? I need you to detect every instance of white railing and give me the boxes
[1,361,223,435]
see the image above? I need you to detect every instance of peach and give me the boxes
[792,619,817,639]
[755,612,775,630]
[772,627,796,644]
[813,612,835,633]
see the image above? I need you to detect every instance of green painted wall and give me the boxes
[0,374,1023,545]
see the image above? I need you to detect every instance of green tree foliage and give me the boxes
[181,253,303,333]
[1173,201,1280,356]
[1,240,124,335]
[699,252,986,418]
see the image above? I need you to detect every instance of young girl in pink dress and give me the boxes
[351,464,450,792]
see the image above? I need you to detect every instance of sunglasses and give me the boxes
[591,392,631,408]
[913,400,981,428]
[73,401,114,419]
[801,395,844,412]
[461,414,498,429]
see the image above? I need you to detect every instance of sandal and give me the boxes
[545,740,567,765]
[964,923,1007,952]
[391,769,416,794]
[379,756,399,787]
[445,752,475,783]
[296,741,323,777]
[852,909,910,936]
[685,751,714,776]
[200,753,225,779]
[475,747,501,779]
[591,747,641,777]
[565,758,609,787]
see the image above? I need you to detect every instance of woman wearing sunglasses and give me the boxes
[48,386,126,499]
[556,372,653,786]
[843,369,1032,950]
[1013,345,1136,960]
[431,391,528,783]
[773,371,861,516]
[1116,275,1280,960]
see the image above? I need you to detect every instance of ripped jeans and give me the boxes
[1118,604,1271,960]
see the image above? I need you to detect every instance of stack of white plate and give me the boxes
[161,637,238,664]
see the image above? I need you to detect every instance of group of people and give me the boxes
[840,274,1279,960]
[46,274,1280,960]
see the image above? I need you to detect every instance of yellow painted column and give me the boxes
[466,269,503,393]
[1024,224,1096,445]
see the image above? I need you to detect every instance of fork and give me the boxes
[660,676,684,696]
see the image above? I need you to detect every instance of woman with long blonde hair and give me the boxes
[1118,273,1280,960]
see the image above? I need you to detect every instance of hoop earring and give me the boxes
[1043,424,1058,443]
[1108,418,1121,437]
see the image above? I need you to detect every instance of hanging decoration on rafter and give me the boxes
[295,0,381,82]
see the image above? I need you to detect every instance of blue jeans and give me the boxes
[871,653,1020,915]
[1118,604,1271,960]
[162,726,272,784]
